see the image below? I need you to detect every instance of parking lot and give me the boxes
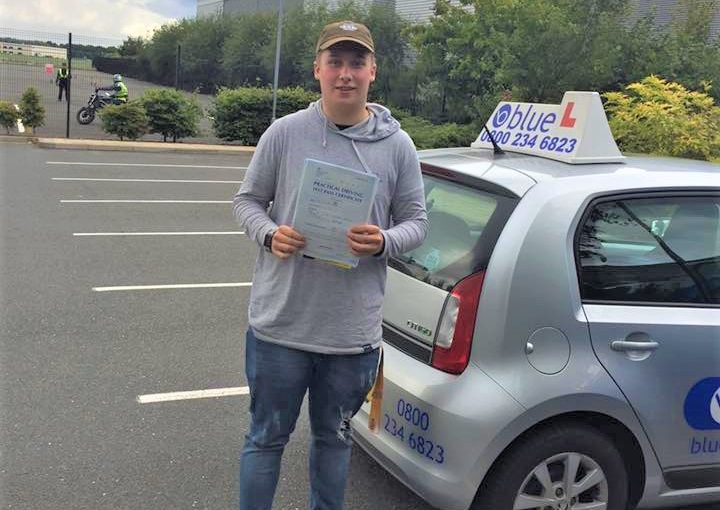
[0,141,714,510]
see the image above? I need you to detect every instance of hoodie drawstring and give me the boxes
[351,139,372,174]
[322,117,328,148]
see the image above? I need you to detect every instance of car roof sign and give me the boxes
[471,91,625,164]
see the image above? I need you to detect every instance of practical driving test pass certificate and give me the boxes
[292,158,379,269]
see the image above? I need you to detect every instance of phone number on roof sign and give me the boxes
[479,129,578,154]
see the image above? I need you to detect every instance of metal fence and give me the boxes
[0,28,219,143]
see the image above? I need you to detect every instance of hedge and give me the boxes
[210,86,319,144]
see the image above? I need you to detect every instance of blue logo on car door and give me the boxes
[684,377,720,430]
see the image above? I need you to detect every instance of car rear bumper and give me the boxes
[350,342,525,510]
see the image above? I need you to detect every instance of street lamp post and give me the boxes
[271,0,284,123]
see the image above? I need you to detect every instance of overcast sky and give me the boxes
[0,0,197,45]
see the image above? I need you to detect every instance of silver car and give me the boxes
[351,123,720,508]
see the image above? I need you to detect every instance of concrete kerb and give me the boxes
[0,135,255,155]
[0,134,37,145]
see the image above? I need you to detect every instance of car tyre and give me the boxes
[473,423,629,510]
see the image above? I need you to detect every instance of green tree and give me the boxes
[268,1,411,94]
[605,10,666,89]
[364,3,410,105]
[143,21,191,86]
[181,16,233,93]
[409,0,642,123]
[0,100,18,134]
[603,75,720,160]
[662,0,720,99]
[222,13,275,86]
[19,87,45,132]
[119,36,146,57]
[99,101,149,141]
[269,3,334,90]
[409,0,489,122]
[140,88,202,142]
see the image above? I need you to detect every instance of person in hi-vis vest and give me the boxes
[55,63,69,101]
[97,74,128,104]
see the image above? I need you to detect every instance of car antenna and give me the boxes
[484,124,505,155]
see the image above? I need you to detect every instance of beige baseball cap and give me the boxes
[316,20,375,53]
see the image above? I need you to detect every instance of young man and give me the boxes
[233,20,428,510]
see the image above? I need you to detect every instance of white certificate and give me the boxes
[292,158,379,269]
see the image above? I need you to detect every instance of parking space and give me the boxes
[0,142,711,510]
[1,144,257,509]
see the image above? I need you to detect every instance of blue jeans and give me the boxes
[239,329,380,510]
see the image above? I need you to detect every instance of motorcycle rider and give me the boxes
[97,74,128,104]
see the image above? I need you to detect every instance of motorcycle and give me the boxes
[76,89,116,125]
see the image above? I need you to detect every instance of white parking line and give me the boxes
[93,282,252,292]
[53,177,243,184]
[47,161,247,169]
[74,231,245,237]
[61,200,233,204]
[138,386,250,404]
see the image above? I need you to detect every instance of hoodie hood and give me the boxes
[311,100,402,174]
[311,100,400,143]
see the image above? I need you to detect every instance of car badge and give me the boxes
[407,320,433,337]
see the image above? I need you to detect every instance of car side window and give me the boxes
[577,195,720,305]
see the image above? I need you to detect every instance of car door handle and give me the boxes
[611,340,660,352]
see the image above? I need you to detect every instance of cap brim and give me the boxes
[317,36,374,53]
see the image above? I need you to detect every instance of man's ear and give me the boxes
[313,60,320,80]
[370,62,377,82]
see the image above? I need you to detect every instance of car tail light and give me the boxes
[431,271,485,374]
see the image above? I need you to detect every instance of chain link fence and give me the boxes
[0,28,220,144]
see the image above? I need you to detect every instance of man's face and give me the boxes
[314,44,376,111]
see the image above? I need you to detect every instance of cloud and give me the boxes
[0,0,193,43]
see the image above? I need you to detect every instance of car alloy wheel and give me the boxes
[514,452,608,510]
[473,423,628,510]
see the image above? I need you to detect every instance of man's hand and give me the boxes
[271,225,305,259]
[347,224,384,257]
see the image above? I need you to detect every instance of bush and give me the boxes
[19,87,45,131]
[603,75,720,161]
[211,86,319,144]
[140,88,202,142]
[398,112,477,150]
[0,100,18,134]
[99,101,149,141]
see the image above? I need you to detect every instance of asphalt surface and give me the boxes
[0,142,716,510]
[0,142,440,510]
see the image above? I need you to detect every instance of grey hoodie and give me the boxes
[233,100,428,354]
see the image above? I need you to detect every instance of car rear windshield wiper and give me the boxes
[390,254,430,280]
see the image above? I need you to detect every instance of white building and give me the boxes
[198,0,392,18]
[197,0,719,36]
[197,0,224,17]
[393,0,720,35]
[631,0,720,38]
[0,42,67,60]
[394,0,462,23]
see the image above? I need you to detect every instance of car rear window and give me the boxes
[389,171,516,291]
[577,195,720,305]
